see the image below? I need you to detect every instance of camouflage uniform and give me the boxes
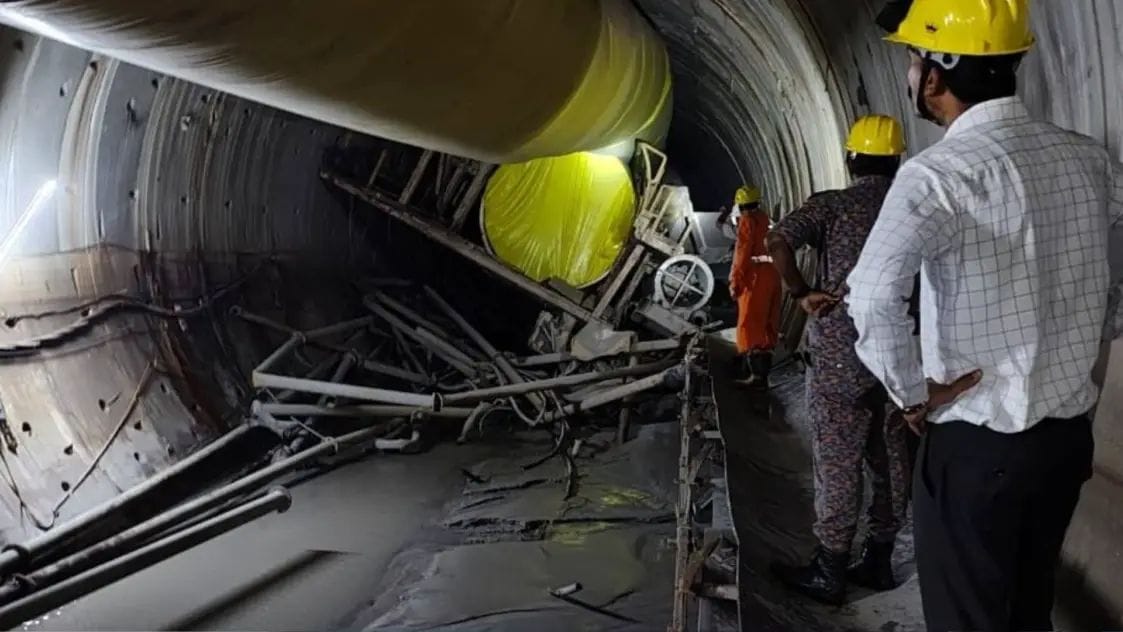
[773,176,909,553]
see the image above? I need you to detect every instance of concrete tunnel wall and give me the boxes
[0,0,1121,624]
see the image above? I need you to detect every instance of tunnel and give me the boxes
[0,0,1118,630]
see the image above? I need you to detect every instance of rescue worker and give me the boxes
[848,1,1123,629]
[766,115,910,605]
[728,186,782,387]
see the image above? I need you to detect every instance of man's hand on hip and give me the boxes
[799,291,839,316]
[902,370,984,436]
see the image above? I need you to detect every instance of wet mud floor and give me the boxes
[23,338,929,632]
[709,337,925,632]
[24,424,679,631]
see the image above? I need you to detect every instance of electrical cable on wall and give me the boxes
[0,264,264,357]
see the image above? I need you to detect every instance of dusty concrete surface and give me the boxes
[20,425,679,631]
[709,338,924,632]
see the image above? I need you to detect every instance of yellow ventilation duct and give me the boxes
[0,0,669,165]
[0,0,672,287]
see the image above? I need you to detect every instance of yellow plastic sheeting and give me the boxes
[0,0,670,164]
[482,153,636,288]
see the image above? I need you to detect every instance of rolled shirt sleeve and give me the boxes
[846,161,956,409]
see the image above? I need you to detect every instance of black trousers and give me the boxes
[913,415,1094,632]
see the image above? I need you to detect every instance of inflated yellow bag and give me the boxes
[482,153,636,288]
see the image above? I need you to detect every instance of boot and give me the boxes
[771,546,848,606]
[741,352,772,388]
[730,353,750,379]
[847,538,896,591]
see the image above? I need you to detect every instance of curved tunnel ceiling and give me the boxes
[0,0,1121,621]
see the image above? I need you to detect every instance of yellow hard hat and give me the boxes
[734,186,761,206]
[846,115,906,157]
[885,0,1035,56]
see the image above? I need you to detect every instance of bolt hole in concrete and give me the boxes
[63,445,73,456]
[133,452,140,461]
[60,481,70,492]
[133,421,142,431]
[20,422,29,435]
[128,189,137,200]
[97,399,106,412]
[4,318,15,328]
[166,446,175,457]
[150,77,158,89]
[58,84,66,98]
[88,60,97,71]
[160,383,169,395]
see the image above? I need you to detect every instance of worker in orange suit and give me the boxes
[728,185,782,387]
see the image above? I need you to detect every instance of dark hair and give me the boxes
[738,202,761,212]
[937,53,1024,105]
[847,154,901,178]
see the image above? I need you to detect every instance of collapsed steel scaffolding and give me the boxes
[0,144,737,630]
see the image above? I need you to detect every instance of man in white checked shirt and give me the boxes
[847,1,1123,631]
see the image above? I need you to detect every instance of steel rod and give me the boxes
[592,244,646,320]
[3,422,394,605]
[275,352,344,402]
[303,316,375,340]
[360,357,430,385]
[423,286,543,410]
[672,355,694,632]
[0,425,258,577]
[325,172,595,322]
[511,338,683,368]
[0,485,292,608]
[444,360,676,404]
[399,149,433,204]
[0,488,292,629]
[253,372,435,408]
[254,333,303,375]
[450,164,495,231]
[363,296,477,377]
[234,308,390,347]
[541,369,675,424]
[300,352,359,427]
[411,327,478,373]
[256,402,473,419]
[370,289,454,342]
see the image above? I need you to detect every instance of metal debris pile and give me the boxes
[238,280,694,466]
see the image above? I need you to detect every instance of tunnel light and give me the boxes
[0,180,58,267]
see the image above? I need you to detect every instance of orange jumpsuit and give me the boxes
[730,209,782,354]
